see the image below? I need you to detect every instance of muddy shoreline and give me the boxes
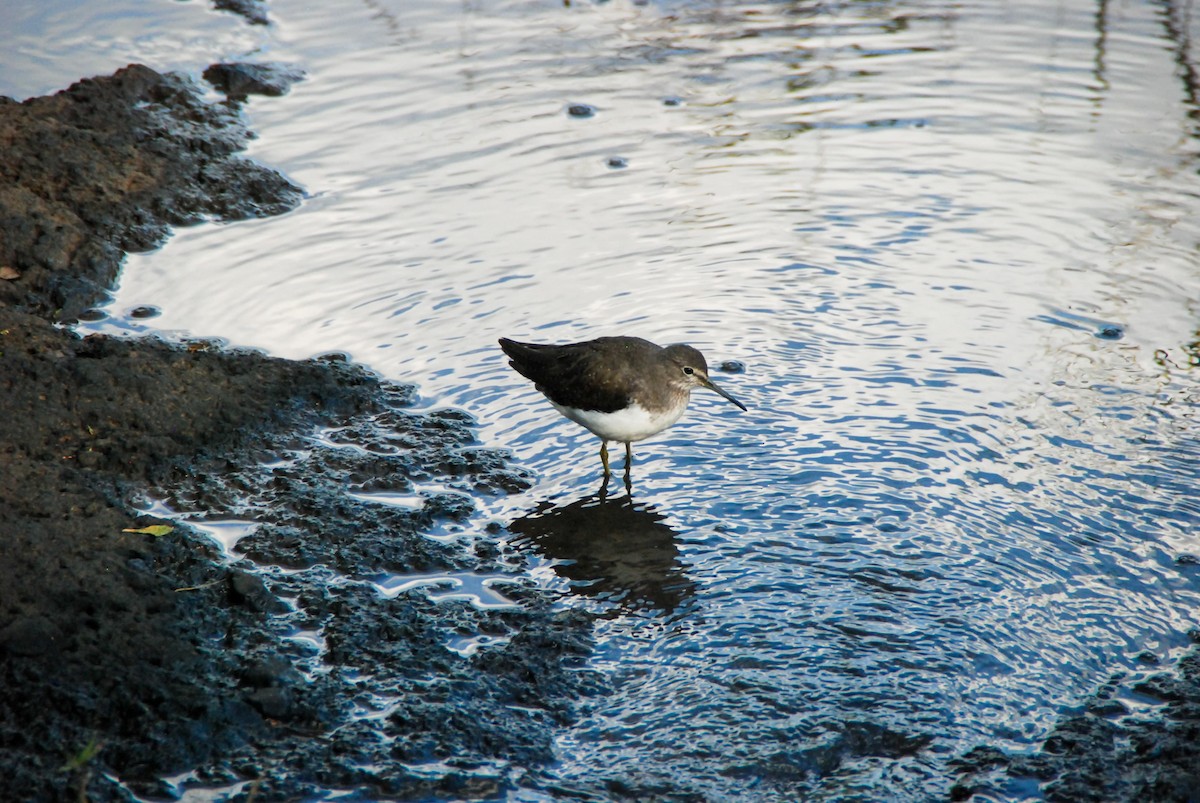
[3,58,1199,802]
[0,65,597,802]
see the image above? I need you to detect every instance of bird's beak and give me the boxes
[703,376,747,411]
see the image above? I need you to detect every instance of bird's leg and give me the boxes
[599,441,611,479]
[623,442,633,494]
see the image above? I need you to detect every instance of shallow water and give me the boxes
[11,0,1200,798]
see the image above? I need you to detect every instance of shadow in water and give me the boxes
[509,491,696,618]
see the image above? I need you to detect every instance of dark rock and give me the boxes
[203,62,305,101]
[950,745,1010,771]
[720,721,932,783]
[246,687,293,719]
[952,649,1200,801]
[0,64,301,321]
[228,570,288,613]
[1086,698,1130,717]
[949,782,976,801]
[240,657,296,690]
[212,0,270,25]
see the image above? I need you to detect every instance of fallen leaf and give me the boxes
[60,736,104,772]
[122,524,174,537]
[0,267,19,280]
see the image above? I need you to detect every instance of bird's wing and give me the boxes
[499,339,631,413]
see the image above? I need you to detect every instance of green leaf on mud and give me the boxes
[60,736,102,772]
[122,524,174,537]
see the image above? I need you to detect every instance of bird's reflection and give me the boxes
[509,492,696,618]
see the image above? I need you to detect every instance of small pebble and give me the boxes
[76,308,108,322]
[606,156,628,169]
[246,686,292,719]
[720,360,746,374]
[203,62,304,100]
[567,104,596,118]
[1086,699,1129,717]
[129,305,161,319]
[1095,324,1124,340]
[663,96,684,107]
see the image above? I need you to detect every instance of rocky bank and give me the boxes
[0,64,598,802]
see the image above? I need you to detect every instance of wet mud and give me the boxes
[0,65,598,801]
[952,641,1200,801]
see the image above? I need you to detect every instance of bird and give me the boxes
[498,335,746,484]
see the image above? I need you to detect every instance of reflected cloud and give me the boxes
[509,493,696,618]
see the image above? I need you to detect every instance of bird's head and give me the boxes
[663,344,747,411]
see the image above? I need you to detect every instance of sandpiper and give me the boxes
[499,336,746,482]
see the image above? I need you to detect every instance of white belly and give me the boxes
[550,400,686,443]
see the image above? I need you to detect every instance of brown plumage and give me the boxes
[499,336,746,482]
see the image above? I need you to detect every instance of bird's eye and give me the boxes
[682,366,695,375]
